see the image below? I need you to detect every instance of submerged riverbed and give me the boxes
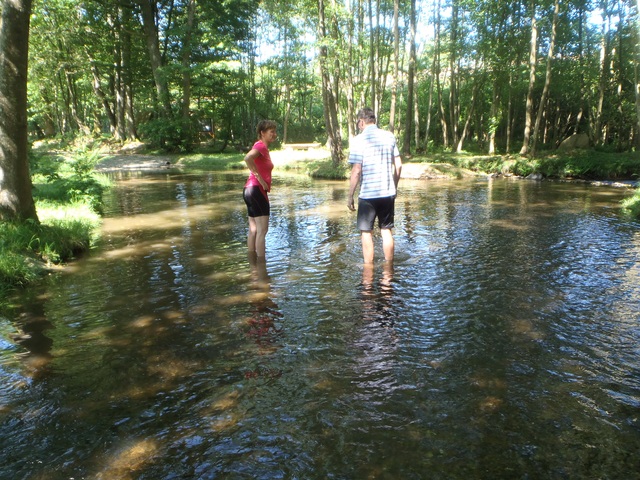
[1,171,639,479]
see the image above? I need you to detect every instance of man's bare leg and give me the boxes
[381,228,394,262]
[361,230,374,264]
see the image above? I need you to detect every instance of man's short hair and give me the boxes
[256,120,277,137]
[357,108,376,124]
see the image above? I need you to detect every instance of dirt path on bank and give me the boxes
[95,154,176,172]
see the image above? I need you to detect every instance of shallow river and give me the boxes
[1,170,640,479]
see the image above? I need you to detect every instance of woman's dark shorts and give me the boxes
[357,196,395,231]
[243,186,270,217]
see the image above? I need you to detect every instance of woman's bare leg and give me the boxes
[253,215,269,257]
[247,217,258,253]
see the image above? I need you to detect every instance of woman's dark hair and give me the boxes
[256,120,277,137]
[356,107,376,124]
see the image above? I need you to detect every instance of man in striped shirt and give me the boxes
[347,107,403,264]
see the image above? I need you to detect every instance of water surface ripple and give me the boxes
[1,172,639,479]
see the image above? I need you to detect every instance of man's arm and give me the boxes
[393,155,402,188]
[347,163,362,211]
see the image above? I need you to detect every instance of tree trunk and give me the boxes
[575,3,586,134]
[89,59,118,135]
[122,11,138,141]
[138,0,173,117]
[519,0,537,155]
[344,1,356,139]
[449,1,459,150]
[367,0,376,113]
[181,0,197,121]
[318,0,344,165]
[114,31,126,141]
[414,73,420,150]
[434,0,448,148]
[456,80,479,153]
[423,3,438,153]
[592,3,609,146]
[635,0,640,148]
[345,1,357,139]
[65,70,90,135]
[506,70,514,154]
[402,0,416,156]
[389,0,399,132]
[488,79,499,154]
[0,0,38,222]
[530,0,559,156]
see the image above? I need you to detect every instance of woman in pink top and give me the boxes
[243,120,277,258]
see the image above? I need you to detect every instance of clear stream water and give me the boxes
[1,170,639,479]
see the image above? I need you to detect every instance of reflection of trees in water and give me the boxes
[8,303,55,381]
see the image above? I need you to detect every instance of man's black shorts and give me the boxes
[243,186,270,217]
[357,196,395,231]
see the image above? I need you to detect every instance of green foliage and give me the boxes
[31,149,109,214]
[425,151,640,180]
[1,145,106,303]
[536,151,640,179]
[0,222,45,290]
[621,188,640,218]
[138,117,201,153]
[280,158,349,180]
[174,153,246,170]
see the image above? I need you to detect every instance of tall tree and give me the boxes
[591,0,610,145]
[531,0,560,155]
[448,0,460,149]
[181,0,197,120]
[0,0,38,222]
[389,0,399,132]
[520,0,538,155]
[138,0,173,118]
[318,0,344,164]
[402,0,416,155]
[635,0,640,148]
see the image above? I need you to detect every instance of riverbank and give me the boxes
[3,146,639,305]
[93,152,481,181]
[94,149,639,188]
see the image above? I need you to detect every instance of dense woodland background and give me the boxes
[11,0,640,160]
[1,0,640,278]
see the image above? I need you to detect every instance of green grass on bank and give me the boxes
[621,190,640,217]
[0,148,107,306]
[174,147,640,182]
[409,149,640,180]
[172,152,245,170]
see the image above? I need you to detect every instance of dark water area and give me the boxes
[1,170,639,479]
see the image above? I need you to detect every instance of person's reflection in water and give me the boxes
[244,254,283,379]
[361,262,396,327]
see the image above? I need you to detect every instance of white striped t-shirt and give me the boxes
[348,125,400,199]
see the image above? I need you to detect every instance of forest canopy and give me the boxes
[25,0,640,156]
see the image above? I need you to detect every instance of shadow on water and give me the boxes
[1,171,639,479]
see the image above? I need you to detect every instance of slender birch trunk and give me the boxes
[531,0,559,156]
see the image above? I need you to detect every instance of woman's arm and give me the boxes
[244,149,269,192]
